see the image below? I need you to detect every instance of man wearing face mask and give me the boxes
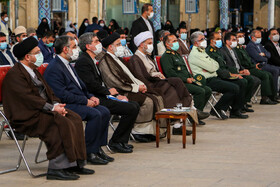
[235,32,277,104]
[44,36,112,165]
[75,32,139,153]
[246,29,280,95]
[0,32,17,65]
[265,28,280,67]
[189,31,248,119]
[0,12,9,43]
[157,30,170,56]
[130,3,157,55]
[99,32,166,143]
[177,27,190,56]
[160,33,211,124]
[115,28,133,57]
[11,26,28,60]
[38,31,55,63]
[219,32,260,110]
[3,36,94,180]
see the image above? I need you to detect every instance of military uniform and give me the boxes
[188,46,241,112]
[234,45,276,98]
[206,45,254,105]
[160,49,211,111]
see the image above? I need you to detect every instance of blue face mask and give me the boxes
[180,33,187,40]
[171,42,179,51]
[120,39,127,46]
[0,42,7,50]
[33,35,38,40]
[215,40,223,48]
[34,52,44,67]
[45,42,53,47]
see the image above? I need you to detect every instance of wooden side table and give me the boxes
[155,111,196,148]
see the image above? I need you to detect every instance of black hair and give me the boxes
[224,32,236,43]
[141,3,152,14]
[54,35,74,54]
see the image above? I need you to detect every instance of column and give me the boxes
[152,0,161,31]
[268,0,275,29]
[219,0,228,30]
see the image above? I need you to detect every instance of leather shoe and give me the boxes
[246,103,252,108]
[172,126,192,136]
[122,143,134,149]
[108,141,133,153]
[65,166,95,175]
[198,120,206,125]
[47,168,80,180]
[8,131,26,140]
[230,111,248,119]
[97,147,114,162]
[210,109,228,120]
[260,98,277,105]
[87,153,109,165]
[241,105,254,113]
[131,134,150,142]
[197,110,210,120]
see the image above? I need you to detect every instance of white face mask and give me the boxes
[114,46,125,57]
[146,44,154,54]
[230,41,238,48]
[148,12,154,19]
[4,17,8,22]
[93,43,103,55]
[100,23,105,27]
[70,48,80,61]
[84,23,88,26]
[272,35,280,42]
[238,37,245,45]
[199,40,207,49]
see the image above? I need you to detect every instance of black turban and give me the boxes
[13,36,39,59]
[101,32,120,48]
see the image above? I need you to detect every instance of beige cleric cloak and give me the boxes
[2,63,86,162]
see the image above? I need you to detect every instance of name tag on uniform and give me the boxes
[177,66,181,71]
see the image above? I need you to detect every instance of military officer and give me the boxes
[160,33,211,125]
[206,32,257,112]
[188,31,248,119]
[235,32,277,104]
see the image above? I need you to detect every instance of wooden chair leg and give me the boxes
[182,120,186,149]
[192,118,196,145]
[156,119,160,148]
[167,119,170,144]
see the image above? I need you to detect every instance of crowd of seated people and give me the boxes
[1,3,280,181]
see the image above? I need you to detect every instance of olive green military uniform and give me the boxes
[206,46,253,104]
[160,49,211,111]
[234,45,276,97]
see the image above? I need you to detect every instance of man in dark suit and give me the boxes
[130,3,157,55]
[75,32,139,153]
[219,32,260,109]
[0,32,17,65]
[38,31,55,63]
[44,36,113,165]
[264,28,280,67]
[246,29,280,94]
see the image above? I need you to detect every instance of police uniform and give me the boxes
[234,45,276,98]
[206,45,253,106]
[188,46,242,113]
[160,49,211,111]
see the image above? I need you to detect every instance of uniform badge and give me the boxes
[210,48,213,52]
[177,66,181,71]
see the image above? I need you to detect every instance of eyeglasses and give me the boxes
[198,38,206,42]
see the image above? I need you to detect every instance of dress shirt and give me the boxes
[141,16,153,35]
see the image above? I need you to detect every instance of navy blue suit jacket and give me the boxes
[245,41,271,64]
[38,39,55,63]
[44,56,94,111]
[0,49,17,65]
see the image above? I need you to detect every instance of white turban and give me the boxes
[134,31,153,47]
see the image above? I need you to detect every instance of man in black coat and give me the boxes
[75,32,140,153]
[264,28,280,67]
[130,3,157,55]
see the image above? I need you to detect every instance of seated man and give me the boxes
[38,31,55,63]
[26,27,38,40]
[2,37,93,180]
[177,27,190,56]
[98,32,166,142]
[246,29,280,94]
[128,31,195,133]
[11,26,28,60]
[264,28,280,67]
[0,32,17,65]
[160,33,211,124]
[115,28,133,57]
[75,32,139,153]
[188,31,248,119]
[44,36,112,165]
[157,30,170,56]
[214,32,260,111]
[235,32,277,104]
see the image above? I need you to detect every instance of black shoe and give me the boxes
[241,105,254,113]
[198,120,206,125]
[260,98,277,105]
[230,111,249,119]
[172,126,192,136]
[197,110,210,120]
[131,134,150,142]
[47,169,80,180]
[246,103,252,108]
[87,153,109,165]
[8,131,26,140]
[122,143,134,149]
[271,96,280,103]
[65,166,95,175]
[108,142,133,153]
[210,109,228,120]
[97,147,114,162]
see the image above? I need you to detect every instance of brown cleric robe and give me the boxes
[127,50,192,108]
[177,38,190,56]
[2,63,86,162]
